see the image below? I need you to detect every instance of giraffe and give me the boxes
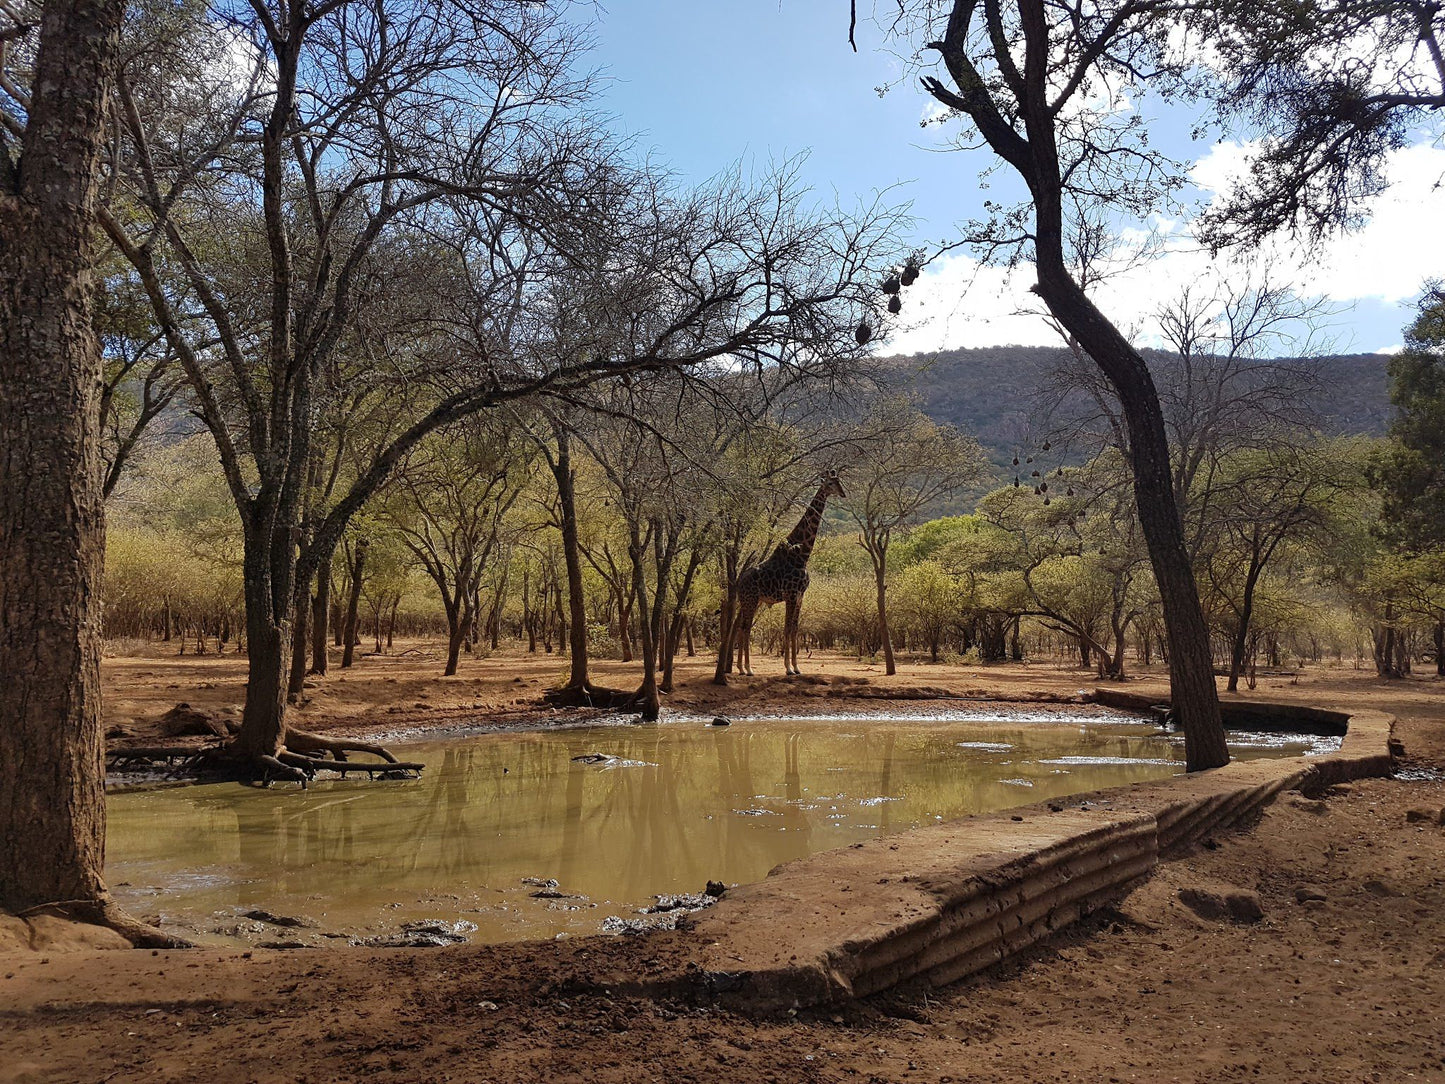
[734,469,846,676]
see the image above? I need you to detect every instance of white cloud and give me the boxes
[889,141,1445,354]
[1191,140,1445,304]
[883,254,1057,354]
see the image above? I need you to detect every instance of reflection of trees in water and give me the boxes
[109,720,1243,925]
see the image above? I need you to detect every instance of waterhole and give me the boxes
[105,714,1330,946]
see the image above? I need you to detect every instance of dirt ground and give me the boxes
[3,642,1444,1083]
[99,638,1107,746]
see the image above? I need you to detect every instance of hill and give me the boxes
[878,345,1394,466]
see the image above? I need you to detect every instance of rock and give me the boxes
[0,913,32,952]
[239,909,317,929]
[710,716,731,726]
[256,940,309,950]
[1363,879,1403,898]
[24,914,130,951]
[705,880,727,898]
[1178,886,1265,924]
[601,912,684,935]
[477,1000,499,1011]
[105,723,138,741]
[353,919,477,948]
[157,702,229,739]
[1294,886,1327,904]
[1288,797,1329,815]
[646,892,713,914]
[1405,807,1445,825]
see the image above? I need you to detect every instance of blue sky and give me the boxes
[587,1,1438,357]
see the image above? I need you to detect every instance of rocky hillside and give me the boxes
[878,345,1393,466]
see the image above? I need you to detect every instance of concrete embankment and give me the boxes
[688,705,1395,1010]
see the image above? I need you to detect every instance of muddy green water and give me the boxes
[106,715,1326,946]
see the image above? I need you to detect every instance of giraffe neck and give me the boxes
[781,484,832,564]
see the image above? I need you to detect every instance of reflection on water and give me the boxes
[106,717,1323,946]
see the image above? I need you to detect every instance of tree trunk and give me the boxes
[1435,622,1444,678]
[555,582,567,657]
[524,572,537,653]
[873,555,896,675]
[617,587,635,663]
[310,553,332,675]
[1031,265,1228,771]
[1226,549,1267,692]
[713,550,739,684]
[628,520,679,721]
[341,539,367,669]
[0,0,126,916]
[661,542,706,693]
[286,577,310,701]
[445,597,473,677]
[1107,622,1128,680]
[233,536,291,759]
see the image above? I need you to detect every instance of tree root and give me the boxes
[21,898,193,949]
[286,729,399,763]
[237,741,424,786]
[107,733,423,788]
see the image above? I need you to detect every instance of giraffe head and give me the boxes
[821,468,847,499]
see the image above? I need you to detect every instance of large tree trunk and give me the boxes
[0,0,126,918]
[1032,266,1228,771]
[232,529,293,760]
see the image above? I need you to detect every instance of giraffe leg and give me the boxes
[736,598,757,676]
[783,597,800,675]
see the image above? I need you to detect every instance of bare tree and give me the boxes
[880,0,1230,768]
[94,267,182,498]
[979,453,1151,678]
[1200,440,1361,689]
[842,397,987,675]
[94,0,899,777]
[1036,277,1329,556]
[572,379,715,719]
[385,419,531,676]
